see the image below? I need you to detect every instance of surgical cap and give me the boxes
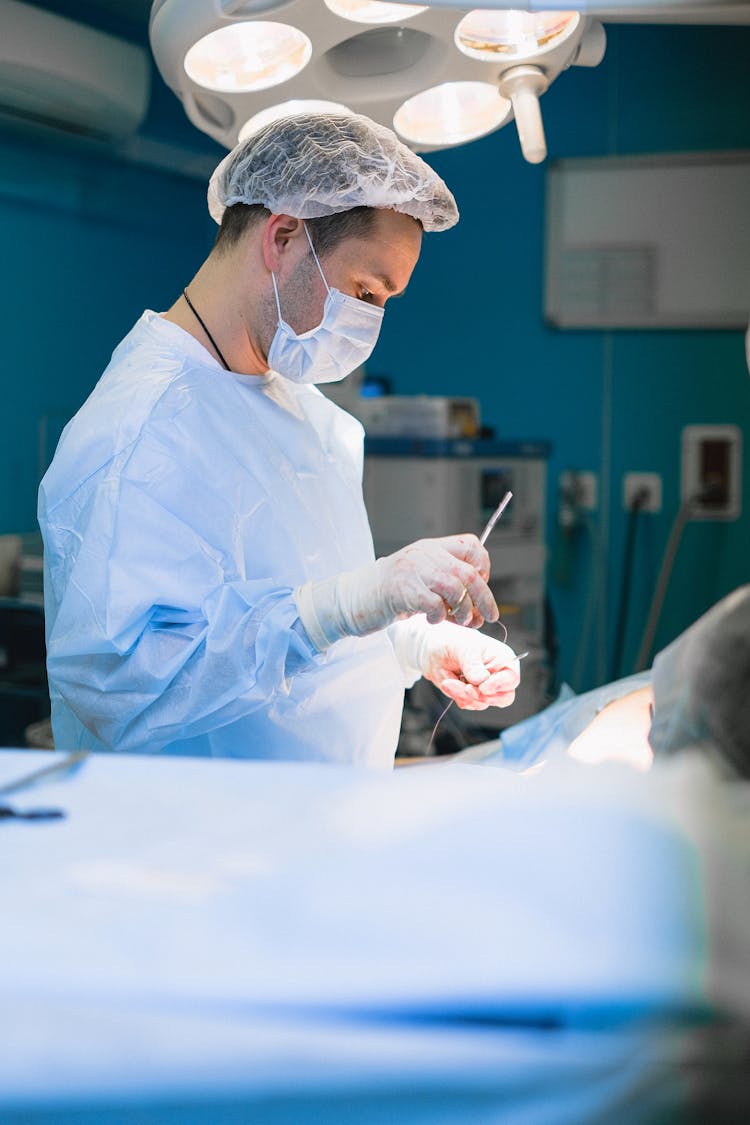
[207,112,459,233]
[650,586,750,777]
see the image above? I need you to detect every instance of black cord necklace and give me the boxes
[182,288,230,371]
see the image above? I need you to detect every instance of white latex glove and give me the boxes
[392,617,520,710]
[294,535,498,651]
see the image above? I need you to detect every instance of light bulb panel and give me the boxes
[239,98,354,140]
[455,9,581,64]
[394,81,512,147]
[150,1,603,159]
[324,1,430,25]
[184,22,312,94]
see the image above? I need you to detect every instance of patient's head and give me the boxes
[649,585,750,777]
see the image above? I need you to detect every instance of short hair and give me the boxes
[213,203,378,258]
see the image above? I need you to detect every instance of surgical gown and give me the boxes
[38,311,407,764]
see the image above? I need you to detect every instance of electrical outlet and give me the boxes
[559,470,598,511]
[681,425,742,520]
[623,472,662,512]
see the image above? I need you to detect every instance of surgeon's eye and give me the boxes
[358,287,374,303]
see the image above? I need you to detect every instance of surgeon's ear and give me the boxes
[262,214,306,273]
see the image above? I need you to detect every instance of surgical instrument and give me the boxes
[0,750,89,799]
[480,489,513,546]
[448,490,513,620]
[428,491,517,752]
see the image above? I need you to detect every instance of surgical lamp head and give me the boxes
[150,2,607,169]
[207,111,459,232]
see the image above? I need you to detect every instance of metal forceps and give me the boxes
[479,490,514,547]
[448,490,513,620]
[0,750,89,822]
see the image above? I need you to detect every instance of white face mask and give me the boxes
[267,224,384,385]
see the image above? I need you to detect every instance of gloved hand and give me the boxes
[392,617,520,710]
[294,535,498,651]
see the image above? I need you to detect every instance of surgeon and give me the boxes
[39,112,520,764]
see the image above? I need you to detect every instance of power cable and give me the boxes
[611,487,649,681]
[571,514,605,691]
[634,495,699,672]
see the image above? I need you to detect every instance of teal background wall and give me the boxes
[0,137,217,530]
[1,10,748,692]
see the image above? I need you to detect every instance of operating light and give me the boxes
[325,0,429,23]
[394,81,512,148]
[239,99,354,141]
[151,0,607,165]
[455,9,581,62]
[184,22,312,94]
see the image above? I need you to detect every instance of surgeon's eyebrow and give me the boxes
[377,274,407,298]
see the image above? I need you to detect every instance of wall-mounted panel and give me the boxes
[545,151,750,328]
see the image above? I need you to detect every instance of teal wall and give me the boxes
[0,131,218,531]
[1,17,748,692]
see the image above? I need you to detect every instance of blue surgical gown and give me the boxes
[38,311,407,764]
